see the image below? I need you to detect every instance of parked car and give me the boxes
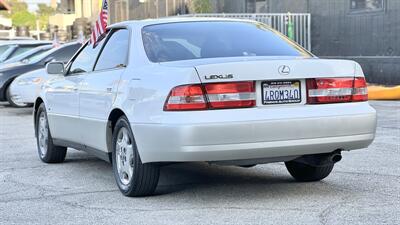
[0,40,52,63]
[2,45,53,64]
[8,68,47,107]
[34,18,377,197]
[0,42,82,107]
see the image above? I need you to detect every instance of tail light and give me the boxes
[164,81,255,111]
[352,77,368,101]
[307,77,368,104]
[164,84,207,111]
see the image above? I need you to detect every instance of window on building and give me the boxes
[350,0,385,13]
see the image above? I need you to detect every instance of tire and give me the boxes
[6,86,28,108]
[238,164,257,168]
[285,161,334,182]
[112,116,160,197]
[35,103,67,163]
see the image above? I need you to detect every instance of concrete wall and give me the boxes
[264,0,400,85]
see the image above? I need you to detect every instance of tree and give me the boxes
[0,0,36,29]
[37,4,56,30]
[190,0,212,13]
[11,11,36,28]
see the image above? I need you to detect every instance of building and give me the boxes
[50,0,101,31]
[0,0,11,30]
[58,0,100,18]
[109,0,188,23]
[260,0,399,85]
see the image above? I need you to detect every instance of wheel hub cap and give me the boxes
[38,112,48,158]
[115,127,134,186]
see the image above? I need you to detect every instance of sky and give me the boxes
[22,0,54,12]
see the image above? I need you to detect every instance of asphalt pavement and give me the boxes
[0,101,399,225]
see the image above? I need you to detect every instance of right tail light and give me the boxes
[306,77,368,104]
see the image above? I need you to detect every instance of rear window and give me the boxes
[142,21,311,63]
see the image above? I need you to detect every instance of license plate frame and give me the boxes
[261,80,302,105]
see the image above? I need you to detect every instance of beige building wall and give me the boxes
[74,0,100,20]
[49,13,77,30]
[51,0,101,30]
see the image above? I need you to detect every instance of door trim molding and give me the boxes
[53,138,111,163]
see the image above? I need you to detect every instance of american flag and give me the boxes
[90,0,109,44]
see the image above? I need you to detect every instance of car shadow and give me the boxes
[63,151,343,199]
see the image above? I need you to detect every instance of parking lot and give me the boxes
[0,101,399,225]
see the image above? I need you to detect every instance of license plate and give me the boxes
[262,80,301,105]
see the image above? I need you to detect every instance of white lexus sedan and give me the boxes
[34,18,377,197]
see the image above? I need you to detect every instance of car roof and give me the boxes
[109,17,258,29]
[0,37,35,41]
[0,40,52,46]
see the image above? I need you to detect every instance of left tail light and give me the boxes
[164,81,255,111]
[306,77,368,104]
[163,84,207,111]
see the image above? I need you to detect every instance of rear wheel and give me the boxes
[35,103,67,163]
[285,161,334,182]
[6,86,28,108]
[112,116,160,197]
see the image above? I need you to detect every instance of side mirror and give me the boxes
[46,62,65,75]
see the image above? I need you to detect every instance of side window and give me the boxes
[69,37,107,74]
[50,44,81,63]
[94,29,129,71]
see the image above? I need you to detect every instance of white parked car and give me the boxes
[8,69,48,106]
[34,18,377,197]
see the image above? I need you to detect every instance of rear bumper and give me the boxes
[132,102,377,163]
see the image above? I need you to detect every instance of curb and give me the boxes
[368,85,400,100]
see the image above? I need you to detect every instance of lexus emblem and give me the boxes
[278,65,290,75]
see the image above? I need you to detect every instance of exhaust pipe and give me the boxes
[292,150,342,166]
[330,152,342,163]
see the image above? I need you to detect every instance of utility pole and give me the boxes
[36,20,40,40]
[155,0,159,18]
[166,0,169,17]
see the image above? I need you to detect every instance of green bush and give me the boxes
[190,0,212,13]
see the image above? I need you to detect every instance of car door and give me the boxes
[78,28,130,152]
[46,40,106,143]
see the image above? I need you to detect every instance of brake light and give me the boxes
[164,84,207,111]
[164,81,255,111]
[307,77,368,104]
[204,82,255,109]
[352,77,368,102]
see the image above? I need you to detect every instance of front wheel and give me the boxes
[112,116,160,197]
[285,161,334,182]
[35,103,67,163]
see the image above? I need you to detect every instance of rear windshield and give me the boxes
[142,21,311,63]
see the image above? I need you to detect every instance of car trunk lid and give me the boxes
[193,58,356,83]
